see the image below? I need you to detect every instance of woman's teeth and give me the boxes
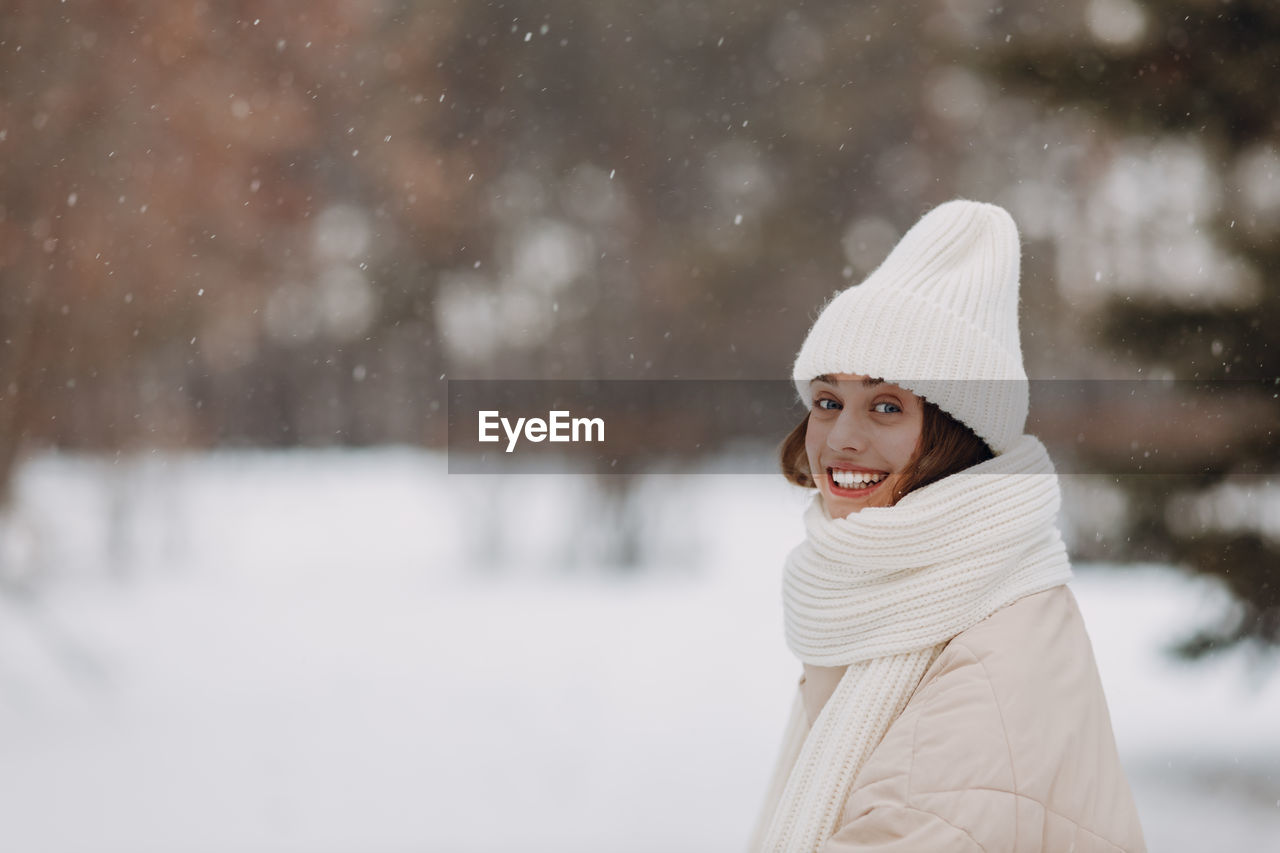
[831,469,886,489]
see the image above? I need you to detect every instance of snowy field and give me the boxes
[0,448,1277,853]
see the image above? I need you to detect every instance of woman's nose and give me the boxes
[826,410,867,451]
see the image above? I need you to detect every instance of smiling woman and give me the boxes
[751,201,1146,853]
[804,375,923,514]
[778,374,993,515]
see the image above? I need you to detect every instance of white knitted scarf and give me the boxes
[750,434,1074,852]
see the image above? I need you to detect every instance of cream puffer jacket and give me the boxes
[797,585,1146,852]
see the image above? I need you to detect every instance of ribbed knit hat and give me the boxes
[792,199,1028,454]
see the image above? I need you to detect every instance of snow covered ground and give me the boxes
[0,448,1277,852]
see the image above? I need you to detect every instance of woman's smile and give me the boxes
[826,466,889,497]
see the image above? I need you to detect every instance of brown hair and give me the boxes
[778,399,994,504]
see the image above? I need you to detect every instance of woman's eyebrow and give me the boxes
[808,375,886,388]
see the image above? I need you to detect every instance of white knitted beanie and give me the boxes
[792,199,1028,455]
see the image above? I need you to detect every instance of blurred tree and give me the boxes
[0,2,476,487]
[974,0,1280,654]
[1,0,975,496]
[3,0,1172,578]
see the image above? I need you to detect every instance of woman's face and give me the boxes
[804,373,924,517]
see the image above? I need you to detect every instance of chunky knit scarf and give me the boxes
[750,434,1074,853]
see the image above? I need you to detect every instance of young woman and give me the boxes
[750,201,1146,852]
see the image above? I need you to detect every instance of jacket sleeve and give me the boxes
[819,804,988,852]
[814,590,1145,853]
[814,641,1017,853]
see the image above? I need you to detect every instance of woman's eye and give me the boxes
[814,398,840,411]
[872,401,902,414]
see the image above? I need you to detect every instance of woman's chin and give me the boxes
[822,491,869,518]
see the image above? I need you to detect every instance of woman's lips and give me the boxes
[826,467,888,497]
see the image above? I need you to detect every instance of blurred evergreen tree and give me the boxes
[975,0,1279,654]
